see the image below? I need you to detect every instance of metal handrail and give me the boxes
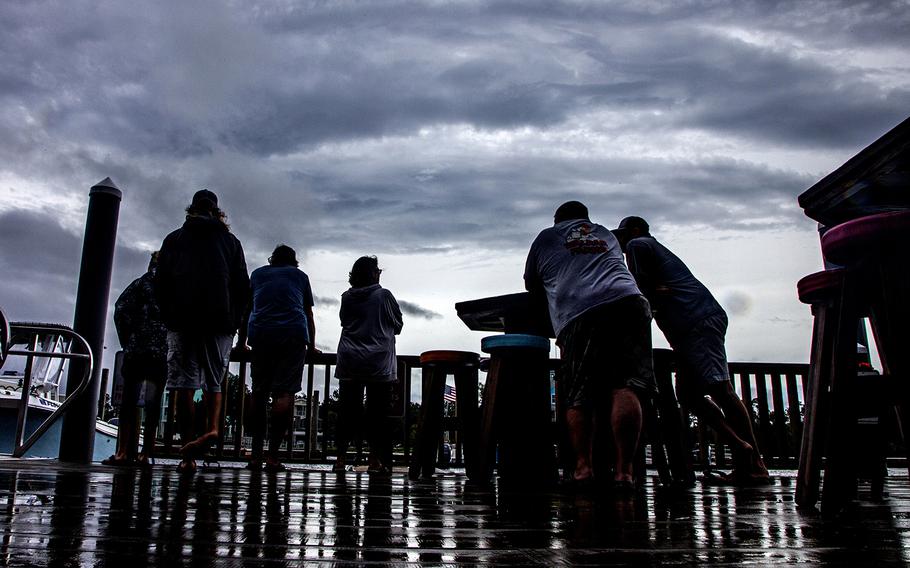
[0,308,9,368]
[3,322,94,458]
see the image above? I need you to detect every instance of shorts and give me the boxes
[165,331,233,393]
[559,295,657,409]
[672,311,730,391]
[250,335,308,395]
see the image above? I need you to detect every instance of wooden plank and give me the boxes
[754,371,774,462]
[770,371,790,463]
[786,372,803,462]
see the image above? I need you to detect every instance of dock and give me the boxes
[0,459,908,566]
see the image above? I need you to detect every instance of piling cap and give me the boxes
[90,177,122,200]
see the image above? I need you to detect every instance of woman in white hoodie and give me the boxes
[333,256,403,473]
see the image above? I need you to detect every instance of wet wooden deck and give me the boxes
[0,459,908,566]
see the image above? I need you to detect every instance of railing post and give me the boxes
[14,334,39,451]
[304,364,315,460]
[97,368,109,420]
[59,178,121,463]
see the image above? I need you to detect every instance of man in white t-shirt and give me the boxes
[525,201,656,494]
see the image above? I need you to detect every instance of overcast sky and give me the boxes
[1,1,908,382]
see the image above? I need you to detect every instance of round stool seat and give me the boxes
[821,210,910,266]
[797,269,845,305]
[419,350,480,366]
[481,334,550,353]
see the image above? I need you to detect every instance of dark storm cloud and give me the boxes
[0,0,908,323]
[398,300,443,320]
[315,294,440,320]
[0,208,152,366]
[3,0,906,168]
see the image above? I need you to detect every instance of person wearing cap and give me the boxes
[156,189,250,474]
[524,201,657,494]
[244,244,317,472]
[612,216,769,485]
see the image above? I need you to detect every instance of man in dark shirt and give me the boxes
[613,216,769,485]
[156,189,250,473]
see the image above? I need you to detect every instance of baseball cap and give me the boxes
[191,189,218,210]
[612,216,649,234]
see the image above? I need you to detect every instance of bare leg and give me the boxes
[112,378,140,462]
[248,391,268,463]
[175,389,197,471]
[688,394,752,453]
[611,387,642,482]
[706,382,767,476]
[266,392,294,467]
[566,407,593,482]
[180,391,223,458]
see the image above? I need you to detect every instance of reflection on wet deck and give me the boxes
[0,460,909,566]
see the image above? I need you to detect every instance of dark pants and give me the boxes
[337,380,393,466]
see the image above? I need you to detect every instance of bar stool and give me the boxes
[477,334,557,486]
[797,210,910,514]
[795,268,847,508]
[409,350,480,480]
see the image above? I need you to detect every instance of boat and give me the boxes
[0,322,119,462]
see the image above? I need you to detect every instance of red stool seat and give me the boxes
[797,269,845,305]
[821,210,910,266]
[419,350,480,366]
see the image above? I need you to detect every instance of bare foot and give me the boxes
[573,465,594,483]
[180,431,219,457]
[176,458,196,475]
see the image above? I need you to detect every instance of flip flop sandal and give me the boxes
[101,455,135,467]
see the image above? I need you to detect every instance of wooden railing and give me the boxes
[151,349,811,469]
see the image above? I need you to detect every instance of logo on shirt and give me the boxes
[564,224,608,255]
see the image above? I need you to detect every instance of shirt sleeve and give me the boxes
[385,290,404,335]
[301,273,315,308]
[113,280,139,348]
[625,240,656,298]
[523,237,543,293]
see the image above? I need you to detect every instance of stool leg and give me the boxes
[654,356,692,486]
[478,357,503,483]
[796,302,835,508]
[868,261,910,478]
[454,367,479,480]
[821,273,863,516]
[409,367,446,480]
[642,397,671,486]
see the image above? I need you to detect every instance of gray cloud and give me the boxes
[0,0,908,367]
[398,300,443,320]
[722,290,753,317]
[314,295,340,308]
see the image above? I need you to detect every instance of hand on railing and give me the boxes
[230,343,251,361]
